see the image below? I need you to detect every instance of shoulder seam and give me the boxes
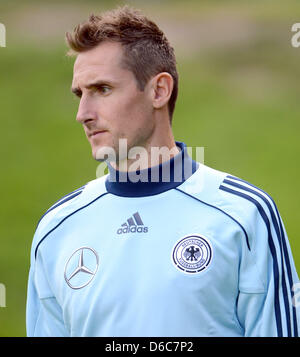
[35,186,86,229]
[34,192,109,260]
[175,187,251,250]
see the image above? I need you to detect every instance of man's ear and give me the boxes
[150,72,174,110]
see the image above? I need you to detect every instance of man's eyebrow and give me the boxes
[71,80,115,95]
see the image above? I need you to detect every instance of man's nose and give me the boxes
[76,96,97,124]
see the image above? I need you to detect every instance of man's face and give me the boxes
[71,41,155,162]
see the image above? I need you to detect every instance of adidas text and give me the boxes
[117,226,148,234]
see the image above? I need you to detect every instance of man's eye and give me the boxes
[98,86,110,94]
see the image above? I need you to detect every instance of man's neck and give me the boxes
[110,136,180,173]
[105,141,199,197]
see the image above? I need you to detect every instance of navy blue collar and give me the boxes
[105,141,199,197]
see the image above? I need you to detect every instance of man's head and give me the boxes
[66,6,178,162]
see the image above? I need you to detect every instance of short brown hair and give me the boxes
[66,5,178,121]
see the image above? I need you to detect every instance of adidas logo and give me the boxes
[117,212,148,234]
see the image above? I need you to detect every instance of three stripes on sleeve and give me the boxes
[220,175,299,337]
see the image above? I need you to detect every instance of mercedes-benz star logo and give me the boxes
[64,247,99,290]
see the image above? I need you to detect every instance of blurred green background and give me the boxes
[0,0,300,336]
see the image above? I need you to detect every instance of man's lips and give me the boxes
[88,130,108,138]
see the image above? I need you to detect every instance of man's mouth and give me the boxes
[89,130,108,138]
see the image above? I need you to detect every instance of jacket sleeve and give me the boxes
[26,185,89,337]
[26,260,69,337]
[236,201,300,337]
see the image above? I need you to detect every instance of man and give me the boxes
[26,6,299,337]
